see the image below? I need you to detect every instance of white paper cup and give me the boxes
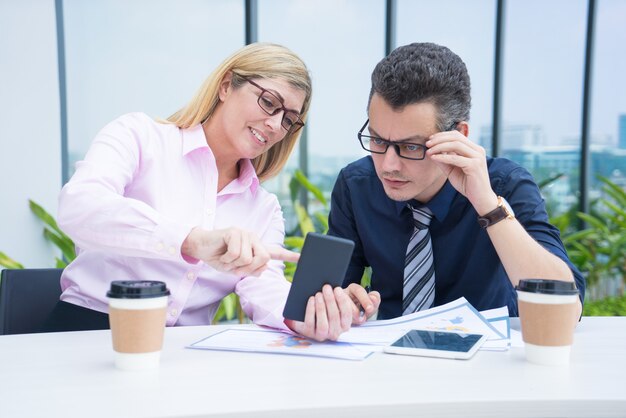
[516,279,579,366]
[107,281,170,371]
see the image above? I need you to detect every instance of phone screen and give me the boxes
[282,233,355,322]
[391,330,484,353]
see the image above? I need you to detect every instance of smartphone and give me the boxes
[282,233,355,322]
[383,329,487,360]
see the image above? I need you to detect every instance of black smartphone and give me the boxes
[282,233,355,322]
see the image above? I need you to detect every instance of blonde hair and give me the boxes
[167,43,312,182]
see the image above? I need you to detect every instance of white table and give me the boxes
[0,317,625,418]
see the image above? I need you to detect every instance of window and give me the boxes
[500,0,587,216]
[589,0,626,197]
[396,0,496,154]
[63,0,244,179]
[258,0,385,231]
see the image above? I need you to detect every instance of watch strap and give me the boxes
[477,197,513,229]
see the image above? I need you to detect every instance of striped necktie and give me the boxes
[403,204,435,315]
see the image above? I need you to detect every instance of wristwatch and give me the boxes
[477,196,515,229]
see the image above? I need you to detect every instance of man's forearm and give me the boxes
[486,218,582,317]
[486,218,573,285]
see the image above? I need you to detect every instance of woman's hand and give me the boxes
[182,227,300,276]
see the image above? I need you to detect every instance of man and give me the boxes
[333,43,585,320]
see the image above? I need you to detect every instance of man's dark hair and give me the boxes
[368,42,471,131]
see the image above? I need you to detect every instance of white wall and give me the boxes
[0,0,62,267]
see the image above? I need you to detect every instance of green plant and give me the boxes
[283,169,330,279]
[29,200,76,268]
[0,200,75,270]
[0,251,24,269]
[583,294,626,316]
[284,169,371,288]
[560,176,626,290]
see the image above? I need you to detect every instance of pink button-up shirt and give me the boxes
[58,112,290,329]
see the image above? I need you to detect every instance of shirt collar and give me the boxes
[181,123,209,156]
[181,123,260,194]
[233,158,260,194]
[393,180,457,223]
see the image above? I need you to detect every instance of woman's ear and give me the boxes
[218,71,233,101]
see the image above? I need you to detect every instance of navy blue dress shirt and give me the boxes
[327,156,585,319]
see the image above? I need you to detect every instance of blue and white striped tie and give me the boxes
[403,204,435,315]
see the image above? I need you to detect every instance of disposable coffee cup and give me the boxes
[107,281,170,371]
[516,279,579,366]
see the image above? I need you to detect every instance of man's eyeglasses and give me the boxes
[357,119,457,160]
[240,75,304,133]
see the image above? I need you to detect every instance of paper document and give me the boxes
[187,297,512,360]
[338,297,508,351]
[188,328,373,361]
[478,306,510,351]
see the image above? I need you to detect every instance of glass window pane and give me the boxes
[63,0,244,179]
[396,0,496,154]
[590,0,626,195]
[258,0,385,231]
[500,0,587,217]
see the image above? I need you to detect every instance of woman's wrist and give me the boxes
[181,227,201,259]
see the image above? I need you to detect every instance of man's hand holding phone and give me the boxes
[281,233,381,341]
[284,284,353,341]
[284,284,380,341]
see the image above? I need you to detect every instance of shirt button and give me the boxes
[186,271,195,280]
[156,242,164,251]
[170,308,178,317]
[168,246,176,255]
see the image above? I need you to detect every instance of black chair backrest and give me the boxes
[0,268,63,335]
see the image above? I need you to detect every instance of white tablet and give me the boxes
[383,329,486,360]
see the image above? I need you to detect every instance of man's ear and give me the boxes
[456,120,470,138]
[218,71,233,101]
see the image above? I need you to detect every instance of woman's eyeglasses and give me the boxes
[240,76,304,133]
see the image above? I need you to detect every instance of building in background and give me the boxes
[619,114,626,150]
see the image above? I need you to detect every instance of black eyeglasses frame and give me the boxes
[357,119,458,160]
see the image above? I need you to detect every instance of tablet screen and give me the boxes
[390,330,484,353]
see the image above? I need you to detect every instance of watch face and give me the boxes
[501,198,514,217]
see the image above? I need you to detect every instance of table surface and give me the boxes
[1,317,625,418]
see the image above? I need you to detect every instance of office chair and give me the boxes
[0,268,63,335]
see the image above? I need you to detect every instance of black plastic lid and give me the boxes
[106,280,171,299]
[516,279,579,295]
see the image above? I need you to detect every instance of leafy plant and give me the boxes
[0,252,24,269]
[29,200,76,268]
[283,169,330,279]
[0,200,75,270]
[284,169,371,289]
[560,176,626,291]
[583,294,626,316]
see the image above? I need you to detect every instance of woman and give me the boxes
[45,43,360,341]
